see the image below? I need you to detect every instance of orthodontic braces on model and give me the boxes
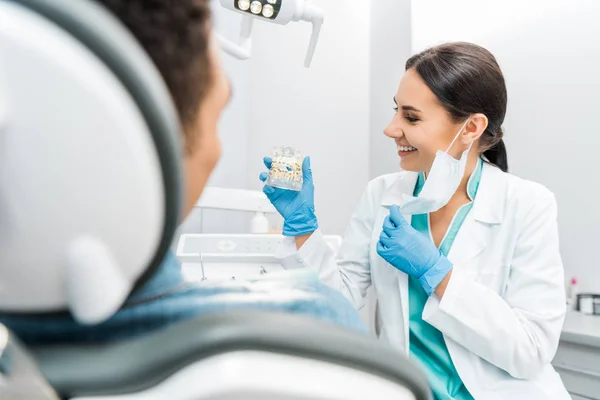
[266,146,303,191]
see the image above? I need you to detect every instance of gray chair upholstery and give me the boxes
[0,325,60,399]
[30,311,431,399]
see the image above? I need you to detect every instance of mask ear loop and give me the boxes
[445,117,472,154]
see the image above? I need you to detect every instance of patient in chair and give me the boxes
[0,0,366,344]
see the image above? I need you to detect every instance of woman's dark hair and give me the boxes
[406,42,508,172]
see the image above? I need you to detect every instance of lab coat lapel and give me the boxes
[376,172,418,282]
[378,171,419,355]
[378,171,418,354]
[447,163,506,267]
[446,214,489,267]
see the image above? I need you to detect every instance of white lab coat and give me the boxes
[277,162,570,399]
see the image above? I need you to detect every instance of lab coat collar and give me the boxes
[446,164,507,266]
[471,162,506,224]
[379,162,506,225]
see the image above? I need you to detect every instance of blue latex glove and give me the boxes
[376,205,453,296]
[259,156,318,237]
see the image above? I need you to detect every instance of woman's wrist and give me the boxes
[294,232,314,250]
[434,269,453,298]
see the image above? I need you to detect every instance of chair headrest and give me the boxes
[0,0,184,324]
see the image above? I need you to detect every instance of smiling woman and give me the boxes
[385,42,507,174]
[262,41,570,399]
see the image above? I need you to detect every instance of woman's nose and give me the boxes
[384,115,404,139]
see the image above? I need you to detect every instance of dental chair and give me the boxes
[0,0,431,398]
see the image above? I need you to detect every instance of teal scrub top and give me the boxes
[409,157,483,400]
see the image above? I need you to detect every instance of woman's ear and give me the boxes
[462,113,488,143]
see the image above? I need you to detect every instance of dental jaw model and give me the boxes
[266,146,303,191]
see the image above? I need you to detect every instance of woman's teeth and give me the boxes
[397,145,416,152]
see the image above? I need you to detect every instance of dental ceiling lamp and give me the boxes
[217,0,324,67]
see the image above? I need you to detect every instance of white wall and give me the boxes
[244,0,371,235]
[369,0,412,179]
[179,0,376,238]
[412,0,600,292]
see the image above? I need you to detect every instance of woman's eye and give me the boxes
[393,106,399,112]
[405,115,419,123]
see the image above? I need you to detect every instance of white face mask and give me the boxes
[399,118,473,215]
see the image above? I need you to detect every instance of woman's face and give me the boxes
[182,36,231,218]
[384,68,473,173]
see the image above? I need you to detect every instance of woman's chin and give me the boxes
[399,157,417,172]
[399,151,432,172]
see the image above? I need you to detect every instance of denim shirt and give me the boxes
[0,252,367,344]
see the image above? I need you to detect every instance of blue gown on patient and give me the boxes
[409,157,483,400]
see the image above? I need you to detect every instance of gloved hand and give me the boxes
[259,156,318,237]
[377,205,453,296]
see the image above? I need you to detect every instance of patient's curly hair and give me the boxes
[98,0,212,135]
